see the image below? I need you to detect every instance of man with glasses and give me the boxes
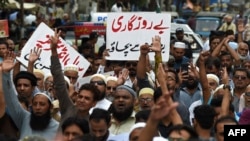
[63,64,79,85]
[232,67,250,113]
[105,76,118,102]
[138,87,154,111]
[89,74,112,114]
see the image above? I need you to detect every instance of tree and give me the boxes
[0,0,9,9]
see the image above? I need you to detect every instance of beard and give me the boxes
[30,109,51,131]
[112,105,134,122]
[184,78,199,89]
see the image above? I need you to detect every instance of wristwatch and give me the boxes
[223,84,231,90]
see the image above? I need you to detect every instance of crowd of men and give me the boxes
[1,10,250,141]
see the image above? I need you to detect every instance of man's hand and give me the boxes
[29,47,42,63]
[2,51,16,73]
[50,28,61,51]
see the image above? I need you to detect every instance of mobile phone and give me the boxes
[181,63,189,73]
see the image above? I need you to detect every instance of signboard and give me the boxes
[106,12,171,61]
[16,22,90,78]
[0,20,9,38]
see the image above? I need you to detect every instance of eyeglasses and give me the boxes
[90,81,105,85]
[139,98,153,103]
[245,92,250,96]
[168,137,186,141]
[234,75,247,80]
[45,81,53,85]
[107,86,116,90]
[125,62,137,67]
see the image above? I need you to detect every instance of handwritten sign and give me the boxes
[16,22,90,78]
[106,12,171,62]
[0,20,9,38]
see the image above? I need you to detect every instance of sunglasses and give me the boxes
[90,81,105,85]
[107,86,116,90]
[234,75,247,80]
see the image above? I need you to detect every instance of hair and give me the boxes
[153,87,162,103]
[89,108,111,125]
[135,109,151,123]
[205,57,221,70]
[61,117,89,134]
[167,124,198,140]
[167,69,179,83]
[214,115,238,133]
[78,83,100,101]
[233,67,250,78]
[14,71,37,87]
[193,105,216,129]
[210,95,234,111]
[0,40,9,49]
[219,51,233,60]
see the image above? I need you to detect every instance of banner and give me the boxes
[106,12,171,61]
[16,22,90,78]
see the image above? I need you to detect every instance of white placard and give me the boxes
[106,12,171,61]
[16,22,90,78]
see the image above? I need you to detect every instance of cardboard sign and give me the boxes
[16,22,90,78]
[0,20,9,38]
[106,12,171,61]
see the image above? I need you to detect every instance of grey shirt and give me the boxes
[2,72,59,140]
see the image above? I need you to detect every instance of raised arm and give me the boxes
[0,64,5,118]
[198,51,211,104]
[27,47,42,73]
[2,52,27,129]
[223,36,241,65]
[219,67,231,117]
[50,29,74,115]
[138,64,179,141]
[157,63,182,125]
[237,22,245,43]
[211,37,226,57]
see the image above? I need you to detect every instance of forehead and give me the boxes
[139,94,153,98]
[115,89,133,97]
[0,44,7,48]
[64,70,78,76]
[234,70,247,76]
[17,78,32,84]
[173,48,185,51]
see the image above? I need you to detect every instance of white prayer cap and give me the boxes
[129,122,146,134]
[207,74,220,85]
[174,42,186,49]
[33,92,52,103]
[64,64,79,73]
[106,76,118,82]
